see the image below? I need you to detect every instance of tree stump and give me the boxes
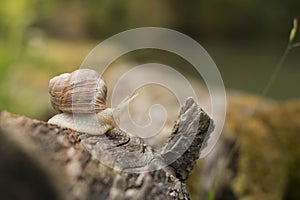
[0,98,213,200]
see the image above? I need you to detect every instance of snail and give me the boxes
[48,69,136,135]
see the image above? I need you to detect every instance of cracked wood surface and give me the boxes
[0,98,213,200]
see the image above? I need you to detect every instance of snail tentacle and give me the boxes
[48,69,138,135]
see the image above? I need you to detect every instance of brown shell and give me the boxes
[49,69,107,114]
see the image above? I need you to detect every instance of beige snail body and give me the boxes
[48,108,115,135]
[48,69,115,135]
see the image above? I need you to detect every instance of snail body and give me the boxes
[48,69,115,135]
[48,108,115,135]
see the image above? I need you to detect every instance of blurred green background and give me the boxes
[0,0,299,119]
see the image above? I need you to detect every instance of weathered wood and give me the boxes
[161,98,214,181]
[0,98,212,200]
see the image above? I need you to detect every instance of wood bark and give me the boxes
[0,97,213,200]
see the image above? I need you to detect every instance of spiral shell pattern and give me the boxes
[49,69,107,114]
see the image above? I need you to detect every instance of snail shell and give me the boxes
[49,69,107,114]
[48,69,115,135]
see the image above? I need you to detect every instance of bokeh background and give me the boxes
[0,1,299,200]
[0,0,299,119]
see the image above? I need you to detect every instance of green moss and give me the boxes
[187,94,300,200]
